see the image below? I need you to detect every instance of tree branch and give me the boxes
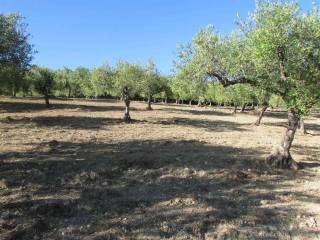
[207,71,256,86]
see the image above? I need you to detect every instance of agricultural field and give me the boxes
[0,97,320,240]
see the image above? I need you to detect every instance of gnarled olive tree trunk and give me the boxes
[255,106,268,126]
[233,105,238,114]
[44,86,50,108]
[44,94,50,108]
[123,87,131,123]
[266,108,300,169]
[240,104,246,112]
[146,95,152,110]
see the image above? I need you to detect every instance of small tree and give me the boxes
[32,66,56,107]
[254,88,271,125]
[91,65,114,98]
[139,61,160,110]
[54,67,74,97]
[73,67,92,98]
[114,61,144,122]
[0,13,34,96]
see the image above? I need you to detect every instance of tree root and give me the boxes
[266,148,301,170]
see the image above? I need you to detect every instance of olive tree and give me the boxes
[73,67,92,98]
[254,88,271,125]
[177,1,320,170]
[31,66,56,107]
[139,61,161,110]
[0,13,34,96]
[91,65,114,98]
[114,61,144,122]
[247,1,320,169]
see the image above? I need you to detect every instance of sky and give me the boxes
[1,0,317,74]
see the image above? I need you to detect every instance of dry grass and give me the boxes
[0,97,320,240]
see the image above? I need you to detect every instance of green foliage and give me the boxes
[254,88,271,106]
[172,60,207,102]
[268,94,286,109]
[176,1,320,115]
[73,67,92,98]
[114,61,144,97]
[54,68,77,97]
[226,84,255,107]
[91,65,114,98]
[246,1,320,115]
[0,13,34,95]
[138,60,161,99]
[31,66,56,97]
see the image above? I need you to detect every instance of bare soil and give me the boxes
[0,97,320,240]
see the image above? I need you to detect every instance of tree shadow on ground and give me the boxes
[0,100,141,113]
[155,117,250,132]
[157,106,232,117]
[262,111,288,120]
[0,116,124,130]
[0,139,319,239]
[304,122,320,134]
[1,115,248,132]
[262,121,288,128]
[263,121,320,136]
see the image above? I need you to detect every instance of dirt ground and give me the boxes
[0,97,319,240]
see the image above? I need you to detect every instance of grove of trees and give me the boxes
[1,1,320,170]
[175,1,320,169]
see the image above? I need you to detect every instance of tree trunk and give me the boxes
[233,105,237,114]
[68,87,72,98]
[298,117,306,135]
[209,101,212,107]
[146,95,152,110]
[189,100,192,106]
[122,87,131,123]
[250,102,255,110]
[255,106,268,126]
[12,86,16,97]
[165,97,168,104]
[266,108,300,170]
[44,95,50,108]
[176,99,178,104]
[181,100,184,104]
[241,104,246,112]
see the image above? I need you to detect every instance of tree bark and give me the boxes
[68,87,72,98]
[44,95,50,108]
[165,97,168,104]
[241,104,246,112]
[266,108,300,170]
[233,105,237,114]
[298,117,306,135]
[255,106,268,126]
[189,100,192,106]
[146,95,152,110]
[122,87,131,123]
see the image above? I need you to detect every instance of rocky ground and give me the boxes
[0,97,319,240]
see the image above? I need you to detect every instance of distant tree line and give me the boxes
[0,13,287,113]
